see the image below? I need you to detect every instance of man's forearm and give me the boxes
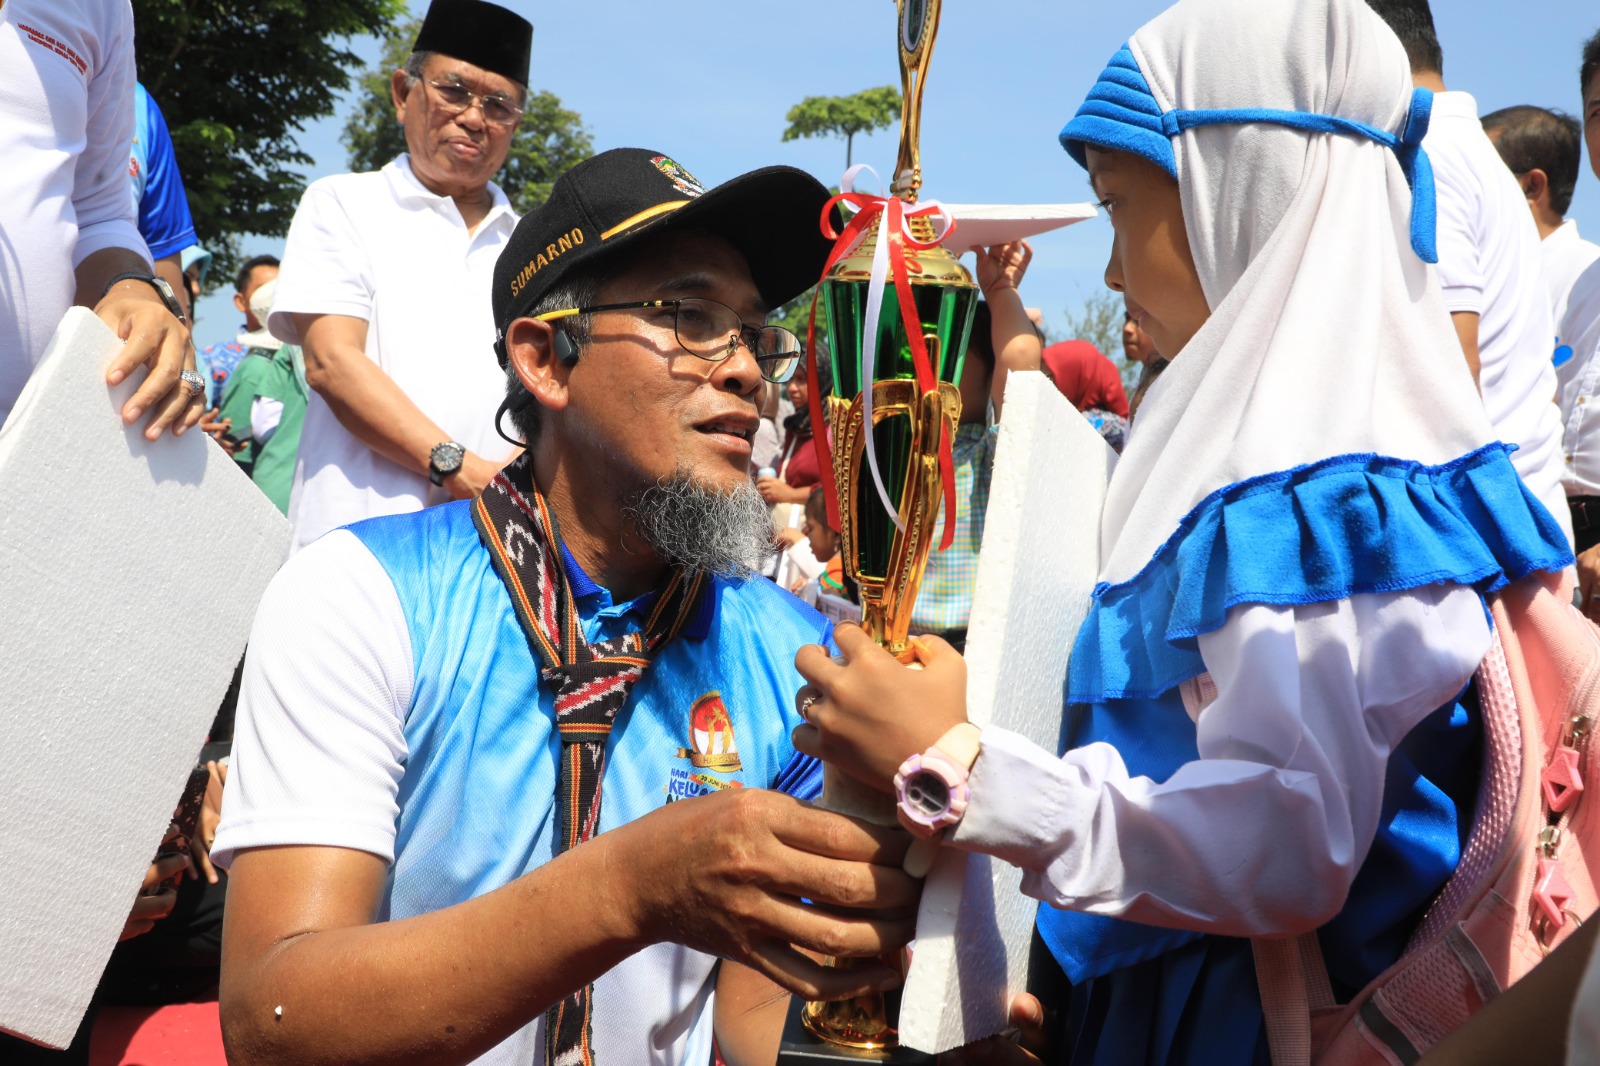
[308,342,458,478]
[73,246,155,308]
[223,836,647,1066]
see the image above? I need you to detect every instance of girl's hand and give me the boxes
[791,623,969,792]
[975,241,1033,295]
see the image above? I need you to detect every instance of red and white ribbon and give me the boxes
[805,166,960,550]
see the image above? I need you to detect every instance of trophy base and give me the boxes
[776,996,933,1065]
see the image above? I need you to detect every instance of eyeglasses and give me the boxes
[422,78,524,127]
[535,298,803,383]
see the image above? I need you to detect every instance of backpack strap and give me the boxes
[1253,931,1336,1066]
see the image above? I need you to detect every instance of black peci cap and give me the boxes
[491,148,836,366]
[413,0,533,87]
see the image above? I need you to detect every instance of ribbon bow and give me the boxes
[805,165,961,550]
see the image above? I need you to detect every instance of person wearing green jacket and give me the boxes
[217,280,307,514]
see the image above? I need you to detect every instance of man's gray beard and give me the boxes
[620,470,774,579]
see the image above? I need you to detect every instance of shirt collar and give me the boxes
[383,154,516,232]
[1551,219,1582,246]
[559,544,716,640]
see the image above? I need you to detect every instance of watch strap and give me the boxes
[102,272,186,324]
[930,721,982,772]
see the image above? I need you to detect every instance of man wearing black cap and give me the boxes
[214,148,917,1066]
[266,0,533,555]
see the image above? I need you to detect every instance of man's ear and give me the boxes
[233,291,248,317]
[1523,168,1550,210]
[506,317,573,418]
[390,69,412,123]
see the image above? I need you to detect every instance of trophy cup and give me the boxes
[776,0,977,1060]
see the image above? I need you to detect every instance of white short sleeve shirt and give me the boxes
[1425,92,1569,537]
[0,0,146,425]
[1546,220,1600,336]
[269,155,518,552]
[1558,260,1600,496]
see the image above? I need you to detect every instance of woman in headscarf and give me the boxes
[789,0,1574,1061]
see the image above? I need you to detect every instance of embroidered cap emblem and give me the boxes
[675,691,742,771]
[651,155,706,199]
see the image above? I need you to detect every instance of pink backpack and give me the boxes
[1251,572,1600,1064]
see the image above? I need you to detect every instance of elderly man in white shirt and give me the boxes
[1483,105,1600,333]
[1552,32,1600,611]
[268,0,529,553]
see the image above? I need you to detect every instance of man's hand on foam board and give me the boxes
[98,278,204,442]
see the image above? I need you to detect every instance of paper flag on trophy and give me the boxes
[936,202,1100,255]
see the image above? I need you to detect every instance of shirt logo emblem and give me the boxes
[675,691,742,771]
[651,156,706,199]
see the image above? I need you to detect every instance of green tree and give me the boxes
[343,17,593,213]
[134,0,408,287]
[1062,289,1140,392]
[782,86,903,169]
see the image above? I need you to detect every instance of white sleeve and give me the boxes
[72,0,147,267]
[951,585,1489,937]
[266,181,374,345]
[1432,160,1485,316]
[211,530,413,869]
[251,396,285,443]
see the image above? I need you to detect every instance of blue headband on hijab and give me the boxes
[1061,45,1438,264]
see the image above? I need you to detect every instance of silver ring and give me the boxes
[798,693,819,723]
[179,370,206,398]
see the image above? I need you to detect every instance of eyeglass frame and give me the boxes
[420,77,525,127]
[532,298,803,383]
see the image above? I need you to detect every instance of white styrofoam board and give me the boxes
[899,370,1115,1054]
[0,309,290,1047]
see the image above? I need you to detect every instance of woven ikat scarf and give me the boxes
[472,454,706,1066]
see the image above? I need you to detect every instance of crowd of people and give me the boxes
[8,0,1600,1063]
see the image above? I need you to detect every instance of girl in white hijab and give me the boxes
[791,0,1574,1061]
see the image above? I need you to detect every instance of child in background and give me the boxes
[790,487,847,605]
[790,0,1574,1062]
[909,240,1042,652]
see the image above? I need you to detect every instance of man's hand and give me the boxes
[189,760,228,884]
[97,279,203,440]
[975,242,1033,296]
[792,624,970,792]
[936,995,1046,1065]
[444,450,516,500]
[1578,544,1600,623]
[123,823,191,941]
[614,787,919,1002]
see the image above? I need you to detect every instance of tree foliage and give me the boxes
[133,0,407,287]
[1062,289,1140,392]
[782,86,903,169]
[342,17,594,213]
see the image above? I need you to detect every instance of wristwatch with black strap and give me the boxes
[101,272,187,325]
[429,441,466,486]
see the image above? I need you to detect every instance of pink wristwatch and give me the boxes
[895,723,983,838]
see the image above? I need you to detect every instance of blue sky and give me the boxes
[193,0,1600,349]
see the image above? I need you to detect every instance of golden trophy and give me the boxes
[777,0,978,1059]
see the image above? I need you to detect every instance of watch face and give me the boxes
[430,442,465,475]
[904,772,952,819]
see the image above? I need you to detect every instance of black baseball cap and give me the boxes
[491,147,836,366]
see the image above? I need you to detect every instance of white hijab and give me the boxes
[1092,0,1489,588]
